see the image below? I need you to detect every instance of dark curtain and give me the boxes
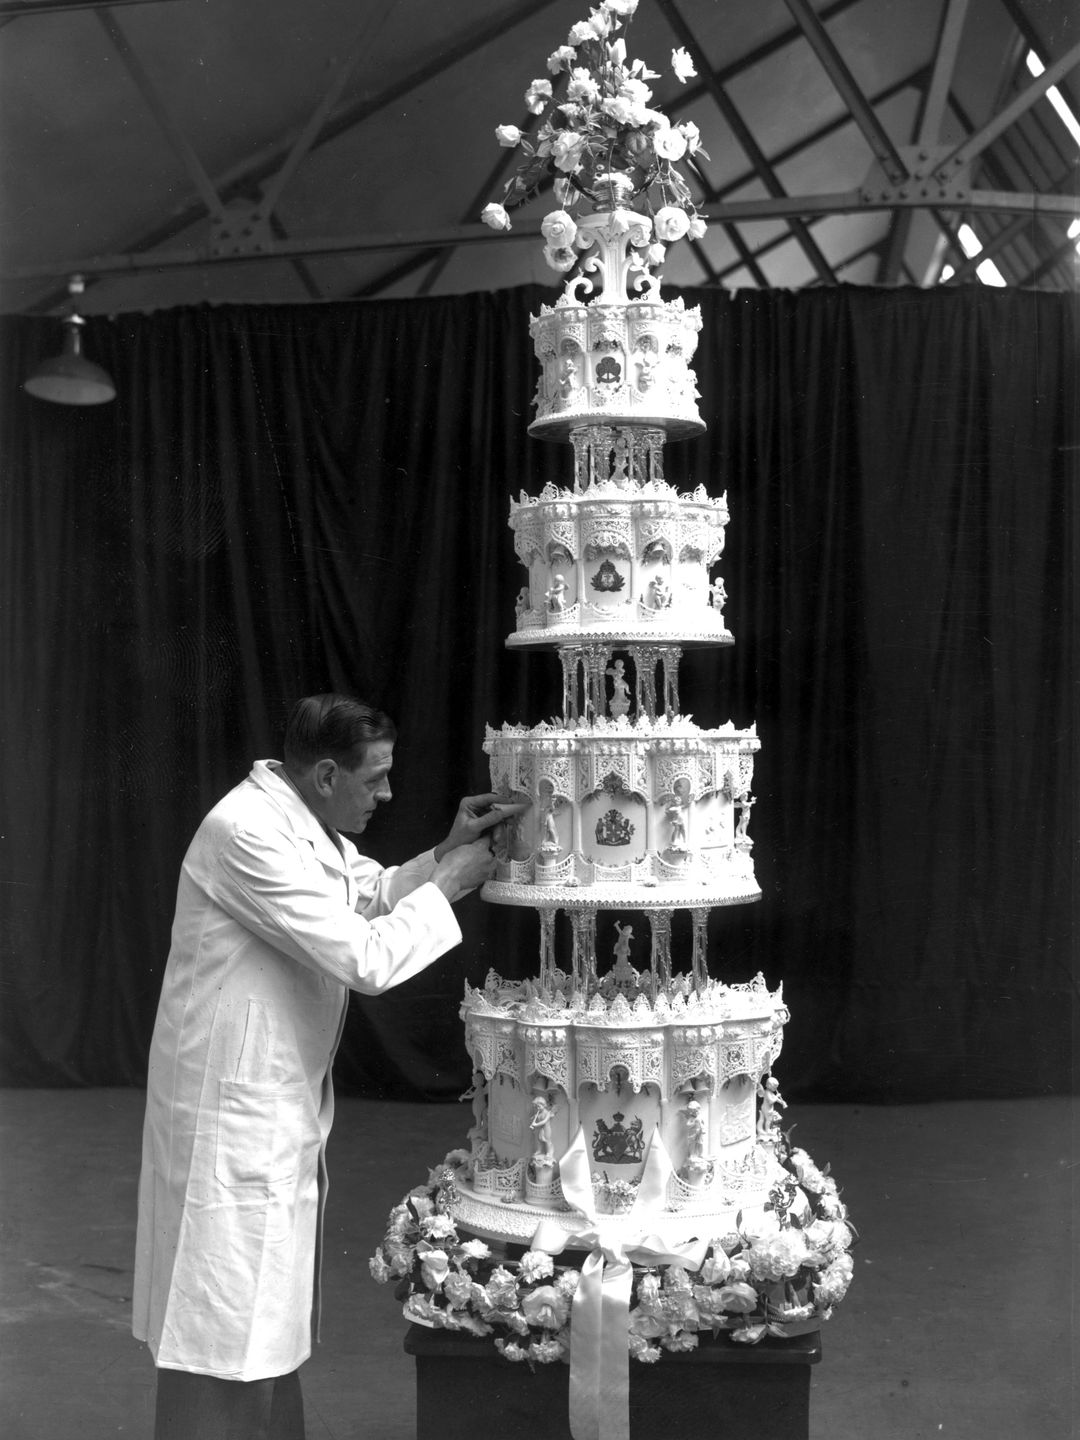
[0,285,1073,1102]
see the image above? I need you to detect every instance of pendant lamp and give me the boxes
[24,276,116,406]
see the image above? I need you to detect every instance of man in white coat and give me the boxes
[133,694,509,1439]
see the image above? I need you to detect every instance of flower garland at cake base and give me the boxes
[370,1132,855,1364]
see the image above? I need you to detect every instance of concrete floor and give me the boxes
[0,1089,1074,1439]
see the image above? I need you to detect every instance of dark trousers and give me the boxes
[153,1367,305,1440]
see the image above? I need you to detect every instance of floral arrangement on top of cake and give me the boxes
[480,0,711,272]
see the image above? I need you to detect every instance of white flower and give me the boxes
[543,244,578,273]
[547,45,577,74]
[480,203,511,232]
[368,1248,391,1284]
[747,1230,810,1282]
[552,131,587,173]
[495,1338,529,1362]
[568,20,596,44]
[699,1251,732,1285]
[521,1285,570,1329]
[420,1213,457,1240]
[419,1247,450,1290]
[628,1333,662,1363]
[653,125,688,162]
[654,205,691,242]
[618,76,653,107]
[688,216,707,241]
[519,1248,556,1283]
[677,120,702,154]
[589,9,613,38]
[661,1330,699,1353]
[815,1253,854,1306]
[442,1270,474,1308]
[495,124,522,148]
[528,1335,568,1364]
[603,0,639,15]
[803,1219,853,1263]
[716,1281,758,1313]
[567,67,601,104]
[554,1269,581,1300]
[600,94,641,126]
[525,78,553,114]
[541,210,578,248]
[457,1237,492,1263]
[672,47,697,82]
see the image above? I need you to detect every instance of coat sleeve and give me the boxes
[350,847,441,918]
[212,825,462,994]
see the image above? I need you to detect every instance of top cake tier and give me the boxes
[528,210,705,441]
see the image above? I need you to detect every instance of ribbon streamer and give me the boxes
[531,1127,709,1440]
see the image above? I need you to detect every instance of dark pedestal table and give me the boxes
[406,1324,821,1440]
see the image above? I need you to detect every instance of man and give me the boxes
[133,694,508,1439]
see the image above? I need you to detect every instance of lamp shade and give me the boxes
[24,314,116,405]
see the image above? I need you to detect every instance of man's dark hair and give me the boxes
[283,695,396,772]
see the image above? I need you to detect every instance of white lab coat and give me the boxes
[132,760,461,1380]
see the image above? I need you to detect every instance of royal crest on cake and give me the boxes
[372,5,853,1435]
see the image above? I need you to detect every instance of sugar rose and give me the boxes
[522,1285,570,1329]
[541,210,578,248]
[419,1247,450,1290]
[717,1282,758,1313]
[654,206,691,242]
[481,203,511,232]
[495,124,522,148]
[653,125,688,162]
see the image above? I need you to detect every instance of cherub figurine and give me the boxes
[546,572,568,612]
[649,574,670,610]
[756,1075,787,1139]
[613,922,634,965]
[665,798,687,850]
[683,1098,707,1161]
[529,1092,556,1169]
[606,658,631,717]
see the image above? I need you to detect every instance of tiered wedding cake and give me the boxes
[372,5,852,1419]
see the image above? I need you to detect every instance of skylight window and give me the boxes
[938,224,1007,285]
[1025,51,1080,147]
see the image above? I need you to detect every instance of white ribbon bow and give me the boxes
[530,1127,710,1440]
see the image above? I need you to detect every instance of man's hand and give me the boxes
[433,793,527,861]
[430,838,497,903]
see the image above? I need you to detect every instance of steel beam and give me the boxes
[781,0,910,184]
[5,186,1076,294]
[657,0,838,284]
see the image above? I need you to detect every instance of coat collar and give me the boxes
[248,759,348,876]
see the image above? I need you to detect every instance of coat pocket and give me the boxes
[214,1080,308,1188]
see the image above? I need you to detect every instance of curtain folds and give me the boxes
[0,285,1073,1101]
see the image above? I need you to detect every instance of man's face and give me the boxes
[326,739,394,834]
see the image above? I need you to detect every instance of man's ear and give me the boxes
[313,759,338,796]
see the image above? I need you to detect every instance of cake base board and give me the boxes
[527,414,707,442]
[481,879,762,910]
[506,625,734,650]
[406,1323,820,1440]
[451,1184,778,1248]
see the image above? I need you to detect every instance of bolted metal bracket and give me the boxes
[209,203,274,257]
[859,146,971,207]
